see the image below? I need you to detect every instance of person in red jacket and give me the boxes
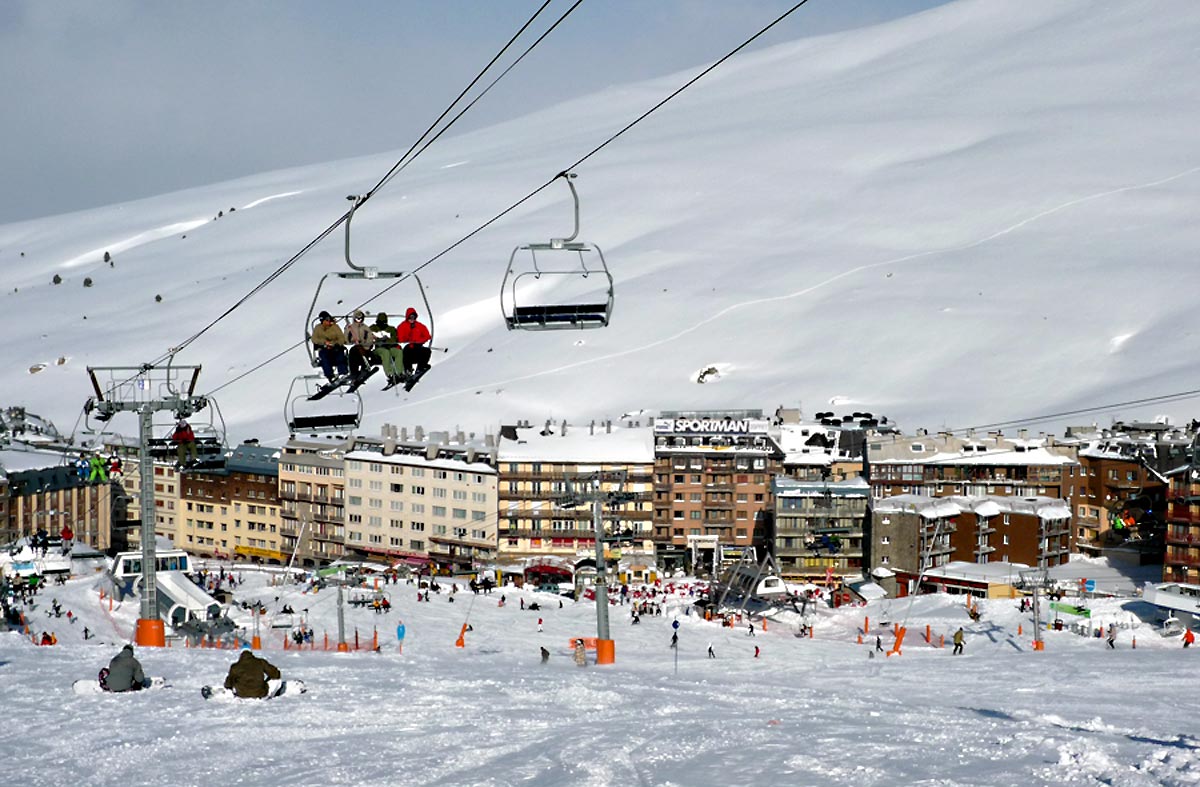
[172,418,198,467]
[395,307,432,380]
[59,524,74,551]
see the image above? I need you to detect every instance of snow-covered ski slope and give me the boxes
[2,0,1198,444]
[3,565,1198,786]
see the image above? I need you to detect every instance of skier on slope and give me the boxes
[952,627,965,656]
[106,644,150,692]
[224,646,281,699]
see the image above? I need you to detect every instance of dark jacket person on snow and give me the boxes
[224,650,281,698]
[107,644,147,692]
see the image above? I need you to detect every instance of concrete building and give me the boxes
[771,476,869,583]
[498,419,654,563]
[178,442,283,563]
[5,464,116,551]
[651,410,782,572]
[871,494,1071,584]
[867,430,1078,504]
[344,425,499,570]
[107,442,182,550]
[1164,445,1200,584]
[278,436,349,567]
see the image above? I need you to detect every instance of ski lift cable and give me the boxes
[201,0,825,396]
[113,0,564,389]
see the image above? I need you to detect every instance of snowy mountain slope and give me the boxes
[4,568,1198,786]
[2,0,1198,444]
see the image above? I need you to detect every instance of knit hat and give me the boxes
[375,312,389,324]
[318,310,333,322]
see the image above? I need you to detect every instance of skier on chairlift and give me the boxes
[396,307,432,390]
[312,310,349,384]
[370,313,406,388]
[344,310,376,381]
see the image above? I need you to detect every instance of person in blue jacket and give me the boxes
[396,620,406,654]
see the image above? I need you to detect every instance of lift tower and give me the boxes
[86,363,209,647]
[557,470,636,665]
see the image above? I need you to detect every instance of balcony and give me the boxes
[705,482,736,492]
[1167,505,1200,524]
[704,500,735,510]
[1167,531,1200,546]
[502,529,596,540]
[1165,551,1200,567]
[974,545,996,555]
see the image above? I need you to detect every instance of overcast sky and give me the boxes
[0,0,948,224]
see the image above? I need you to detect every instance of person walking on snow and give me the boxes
[396,620,406,654]
[312,310,349,382]
[707,642,715,659]
[875,635,884,653]
[1184,629,1195,648]
[396,307,432,380]
[754,645,760,658]
[1107,626,1117,649]
[537,617,543,632]
[747,622,755,637]
[952,627,965,655]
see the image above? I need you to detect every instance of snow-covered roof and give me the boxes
[344,449,497,475]
[774,476,870,497]
[499,424,654,464]
[874,494,1071,521]
[923,561,1032,584]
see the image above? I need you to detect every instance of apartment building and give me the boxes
[497,420,654,562]
[870,494,1070,583]
[651,411,783,572]
[868,430,1077,504]
[344,426,499,570]
[107,442,182,550]
[1164,446,1200,584]
[771,476,869,583]
[178,442,283,563]
[5,463,115,550]
[278,436,349,567]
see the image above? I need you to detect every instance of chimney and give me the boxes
[400,427,408,442]
[381,424,390,439]
[455,431,465,443]
[1018,429,1028,440]
[425,445,438,461]
[415,425,425,441]
[383,436,396,456]
[466,448,477,464]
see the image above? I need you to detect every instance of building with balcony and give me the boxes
[178,442,283,563]
[870,494,1070,590]
[5,462,116,551]
[1164,447,1200,584]
[868,430,1078,504]
[771,476,869,583]
[652,410,783,572]
[497,420,654,563]
[105,440,181,551]
[278,436,349,567]
[344,425,498,570]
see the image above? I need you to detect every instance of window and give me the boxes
[390,537,403,546]
[690,511,701,520]
[369,463,382,473]
[412,485,425,496]
[673,510,684,520]
[880,536,890,545]
[434,470,448,479]
[1002,535,1010,545]
[412,503,425,514]
[433,488,447,499]
[452,490,467,501]
[411,522,425,532]
[369,498,383,509]
[348,460,362,471]
[410,540,424,551]
[412,468,425,478]
[391,466,404,475]
[432,506,446,517]
[881,556,890,565]
[369,480,382,491]
[349,478,363,489]
[453,509,467,519]
[348,495,362,506]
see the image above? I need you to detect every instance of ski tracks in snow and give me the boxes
[372,163,1200,417]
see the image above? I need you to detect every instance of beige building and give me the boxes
[497,420,655,562]
[344,426,499,570]
[107,442,183,550]
[177,443,284,563]
[5,463,115,551]
[278,436,349,567]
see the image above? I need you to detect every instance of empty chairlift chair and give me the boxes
[285,375,363,434]
[501,172,614,331]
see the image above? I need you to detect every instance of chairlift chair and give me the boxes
[303,194,434,370]
[147,397,229,472]
[501,173,614,331]
[285,375,363,435]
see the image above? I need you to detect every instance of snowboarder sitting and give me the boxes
[370,313,405,387]
[344,310,376,379]
[396,307,432,382]
[312,310,349,383]
[171,418,199,467]
[224,647,281,699]
[106,644,150,692]
[541,646,550,664]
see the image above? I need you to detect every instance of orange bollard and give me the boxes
[252,634,262,650]
[857,634,863,644]
[893,623,899,637]
[939,634,945,649]
[595,639,615,665]
[109,596,113,612]
[761,618,768,632]
[1018,624,1023,636]
[372,627,378,650]
[809,625,813,639]
[864,616,869,634]
[888,626,907,657]
[324,632,329,650]
[455,623,468,648]
[925,624,931,643]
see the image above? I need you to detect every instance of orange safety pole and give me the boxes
[857,634,863,644]
[372,627,378,650]
[455,623,467,648]
[893,623,898,637]
[1018,624,1023,636]
[925,624,931,643]
[939,634,944,649]
[864,615,869,633]
[324,632,329,650]
[809,625,813,639]
[761,618,768,632]
[888,626,907,657]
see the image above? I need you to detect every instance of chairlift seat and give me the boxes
[289,414,359,431]
[507,303,611,330]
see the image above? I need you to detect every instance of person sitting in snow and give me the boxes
[224,647,281,699]
[106,644,150,692]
